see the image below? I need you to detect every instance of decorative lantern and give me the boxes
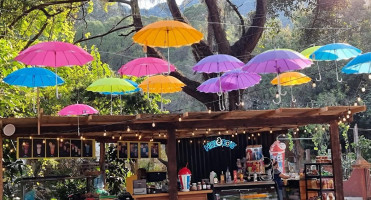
[178,166,192,192]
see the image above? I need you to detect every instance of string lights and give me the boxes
[127,126,131,132]
[312,81,316,88]
[103,130,107,136]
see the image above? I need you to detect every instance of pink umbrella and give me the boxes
[193,54,244,73]
[118,57,176,77]
[58,104,98,136]
[15,41,94,98]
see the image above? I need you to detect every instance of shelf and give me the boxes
[307,188,335,191]
[305,175,334,179]
[304,163,333,165]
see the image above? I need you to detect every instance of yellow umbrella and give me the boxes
[139,75,186,110]
[271,72,311,102]
[133,20,203,73]
[301,46,322,81]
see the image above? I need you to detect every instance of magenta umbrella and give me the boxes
[243,49,312,104]
[58,104,98,136]
[15,41,94,98]
[197,77,233,110]
[118,57,176,77]
[192,54,244,73]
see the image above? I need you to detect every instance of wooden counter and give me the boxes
[132,190,212,200]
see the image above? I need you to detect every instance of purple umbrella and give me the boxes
[197,77,234,111]
[243,49,312,104]
[193,54,244,73]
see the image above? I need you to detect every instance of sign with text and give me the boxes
[203,137,237,152]
[17,138,95,159]
[117,141,160,159]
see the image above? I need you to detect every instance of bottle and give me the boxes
[226,167,231,183]
[220,171,225,184]
[210,171,216,184]
[202,180,206,190]
[213,173,218,184]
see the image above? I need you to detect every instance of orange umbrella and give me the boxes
[271,72,311,102]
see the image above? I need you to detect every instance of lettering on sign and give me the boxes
[204,137,237,152]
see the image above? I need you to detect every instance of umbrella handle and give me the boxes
[335,60,343,82]
[315,61,322,81]
[273,95,282,104]
[290,86,297,103]
[235,90,244,107]
[273,73,282,105]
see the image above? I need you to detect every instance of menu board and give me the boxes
[117,141,160,159]
[17,138,95,159]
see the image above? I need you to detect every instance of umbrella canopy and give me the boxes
[100,79,140,95]
[271,72,312,86]
[15,41,93,67]
[86,78,136,93]
[118,57,176,77]
[301,46,322,59]
[243,49,312,74]
[138,75,185,93]
[132,20,203,48]
[3,67,64,87]
[58,104,98,116]
[220,69,261,91]
[342,52,371,74]
[310,43,361,61]
[197,77,231,93]
[192,54,244,73]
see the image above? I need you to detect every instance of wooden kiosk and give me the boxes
[0,106,366,200]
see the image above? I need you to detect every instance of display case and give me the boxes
[304,163,335,200]
[213,182,278,200]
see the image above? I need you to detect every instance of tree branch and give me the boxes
[204,0,231,54]
[226,0,245,35]
[9,0,88,29]
[118,30,135,37]
[74,24,134,44]
[22,20,49,51]
[231,0,267,62]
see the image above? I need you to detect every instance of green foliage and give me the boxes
[352,135,371,163]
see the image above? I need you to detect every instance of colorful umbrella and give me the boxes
[197,77,230,110]
[118,57,176,77]
[3,67,65,135]
[243,49,312,104]
[86,78,136,115]
[342,52,371,75]
[310,43,362,82]
[15,41,93,97]
[133,20,203,73]
[192,54,244,73]
[138,75,185,111]
[301,46,327,81]
[271,72,311,102]
[58,104,98,136]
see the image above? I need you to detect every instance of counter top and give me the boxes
[213,181,275,188]
[131,190,213,198]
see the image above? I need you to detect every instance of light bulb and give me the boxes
[152,122,156,127]
[164,134,167,138]
[312,81,316,88]
[127,126,131,132]
[218,131,221,135]
[361,87,366,92]
[226,130,229,134]
[293,131,296,135]
[243,130,246,134]
[60,138,64,142]
[322,127,325,131]
[112,135,115,139]
[257,133,260,136]
[357,96,362,102]
[241,101,245,106]
[248,137,251,139]
[251,134,254,137]
[80,136,83,139]
[158,133,161,137]
[208,108,211,114]
[304,130,307,133]
[315,127,318,131]
[192,132,195,136]
[343,117,346,122]
[347,109,351,115]
[208,128,211,131]
[206,131,209,134]
[136,133,138,137]
[178,140,180,143]
[203,140,206,143]
[275,92,279,99]
[103,130,107,136]
[43,140,46,144]
[296,127,299,131]
[57,137,60,141]
[232,134,235,138]
[346,114,350,119]
[368,74,371,79]
[283,134,286,137]
[10,149,13,153]
[354,102,358,106]
[235,132,238,135]
[138,135,142,140]
[178,117,182,122]
[190,140,193,143]
[29,136,32,139]
[270,129,273,134]
[119,135,122,140]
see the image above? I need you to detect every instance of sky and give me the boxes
[138,0,185,9]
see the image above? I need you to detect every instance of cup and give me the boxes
[23,142,30,155]
[49,142,55,155]
[283,179,288,186]
[37,144,42,155]
[85,144,90,154]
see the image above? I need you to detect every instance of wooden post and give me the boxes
[330,121,344,200]
[0,120,3,200]
[167,128,178,200]
[99,142,106,186]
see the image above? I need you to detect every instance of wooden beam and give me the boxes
[38,108,43,135]
[135,114,141,120]
[99,142,106,185]
[213,111,234,120]
[167,127,178,200]
[254,108,282,118]
[0,120,3,200]
[299,107,328,116]
[330,121,344,200]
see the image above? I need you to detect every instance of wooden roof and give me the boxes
[0,106,366,141]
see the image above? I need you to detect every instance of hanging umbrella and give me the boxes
[192,54,244,73]
[310,43,362,82]
[86,78,136,115]
[58,104,98,136]
[243,49,312,104]
[3,67,65,135]
[133,20,203,73]
[138,75,185,111]
[118,57,176,77]
[271,72,311,102]
[14,41,94,98]
[197,77,231,111]
[341,52,371,75]
[301,46,329,81]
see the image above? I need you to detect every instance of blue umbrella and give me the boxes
[310,43,362,82]
[342,52,371,75]
[3,67,64,87]
[3,67,65,135]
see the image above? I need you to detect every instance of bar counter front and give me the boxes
[132,190,212,200]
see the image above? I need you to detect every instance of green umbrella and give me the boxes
[86,78,136,115]
[301,46,322,81]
